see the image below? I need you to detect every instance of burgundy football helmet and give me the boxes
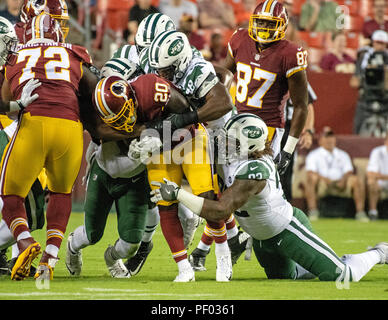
[20,0,69,39]
[93,76,138,133]
[249,0,289,43]
[24,13,64,43]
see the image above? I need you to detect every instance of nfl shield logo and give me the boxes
[255,54,260,61]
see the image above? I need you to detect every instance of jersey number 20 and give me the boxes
[17,47,71,84]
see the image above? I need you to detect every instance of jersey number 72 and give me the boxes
[16,46,71,84]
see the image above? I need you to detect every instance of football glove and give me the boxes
[274,150,293,176]
[14,79,41,110]
[128,136,162,164]
[150,178,180,203]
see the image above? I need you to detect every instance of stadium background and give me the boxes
[1,0,384,212]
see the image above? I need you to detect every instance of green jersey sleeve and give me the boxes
[235,160,271,181]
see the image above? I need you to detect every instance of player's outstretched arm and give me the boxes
[214,65,234,89]
[196,81,234,122]
[150,178,265,222]
[275,70,309,175]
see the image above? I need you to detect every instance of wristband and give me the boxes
[175,111,199,128]
[9,101,22,112]
[283,135,299,154]
[177,188,204,215]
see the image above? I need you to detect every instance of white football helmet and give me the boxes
[101,57,141,81]
[0,17,18,66]
[148,30,193,81]
[135,13,176,54]
[217,113,269,163]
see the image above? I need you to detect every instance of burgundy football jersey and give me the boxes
[228,28,308,128]
[5,41,92,121]
[130,73,171,122]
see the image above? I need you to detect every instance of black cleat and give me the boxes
[124,240,153,276]
[228,230,251,265]
[0,249,9,276]
[189,248,210,272]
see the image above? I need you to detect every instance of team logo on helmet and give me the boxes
[0,22,9,34]
[242,126,264,139]
[168,39,184,56]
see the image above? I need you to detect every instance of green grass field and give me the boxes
[0,212,388,301]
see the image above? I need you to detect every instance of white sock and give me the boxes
[114,239,140,259]
[177,258,192,272]
[71,225,90,253]
[0,219,15,250]
[342,250,381,282]
[197,240,211,252]
[11,243,19,258]
[227,226,239,239]
[215,241,230,257]
[178,203,194,220]
[45,244,59,258]
[17,231,31,241]
[142,207,160,243]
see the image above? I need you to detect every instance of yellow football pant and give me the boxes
[0,113,83,197]
[147,125,214,206]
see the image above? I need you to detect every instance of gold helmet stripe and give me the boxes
[264,0,275,13]
[95,78,112,117]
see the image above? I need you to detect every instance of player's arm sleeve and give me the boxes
[284,46,308,78]
[235,160,271,181]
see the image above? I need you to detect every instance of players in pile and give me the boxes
[65,69,202,278]
[151,113,388,283]
[100,14,242,282]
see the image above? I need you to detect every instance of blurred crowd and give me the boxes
[1,0,388,72]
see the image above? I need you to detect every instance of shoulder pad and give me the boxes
[71,44,93,65]
[235,160,271,181]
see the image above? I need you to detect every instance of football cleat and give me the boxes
[104,245,131,278]
[11,238,41,281]
[189,248,209,272]
[124,240,153,276]
[368,242,388,264]
[0,249,9,275]
[228,230,251,265]
[65,232,83,276]
[174,266,195,282]
[216,254,233,282]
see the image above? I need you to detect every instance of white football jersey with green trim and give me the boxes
[219,155,293,240]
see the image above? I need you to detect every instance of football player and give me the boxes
[151,113,388,283]
[0,13,94,282]
[0,16,46,276]
[223,0,308,175]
